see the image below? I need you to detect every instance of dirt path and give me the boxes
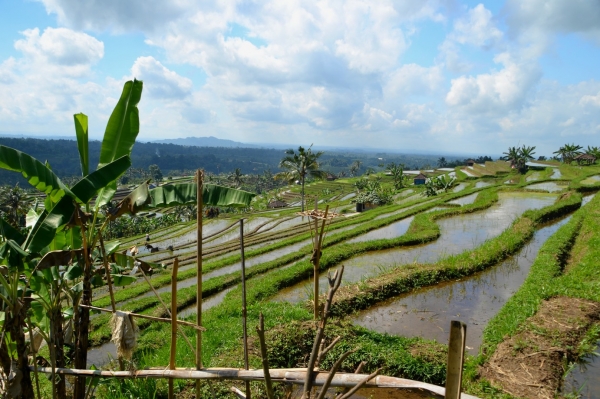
[480,297,600,399]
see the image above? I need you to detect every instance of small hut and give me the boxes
[267,199,288,209]
[326,173,337,181]
[574,153,596,166]
[466,159,476,167]
[413,173,427,185]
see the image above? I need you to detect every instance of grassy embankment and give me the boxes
[462,181,600,397]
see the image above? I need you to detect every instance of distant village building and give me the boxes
[413,173,427,185]
[574,153,596,166]
[466,159,476,167]
[267,199,288,209]
[326,173,337,181]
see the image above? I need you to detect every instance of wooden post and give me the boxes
[313,205,329,319]
[169,258,179,399]
[196,170,203,398]
[445,320,466,399]
[313,199,319,319]
[240,219,251,399]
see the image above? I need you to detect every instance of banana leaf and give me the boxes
[148,183,255,208]
[108,181,152,220]
[0,217,25,245]
[0,145,70,202]
[24,197,76,254]
[95,79,143,209]
[74,113,89,177]
[70,155,131,204]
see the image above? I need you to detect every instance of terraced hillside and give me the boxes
[67,163,600,398]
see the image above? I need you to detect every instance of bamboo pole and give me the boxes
[31,366,481,398]
[313,199,319,319]
[445,320,467,399]
[169,258,179,399]
[196,169,204,398]
[240,219,251,399]
[80,305,205,331]
[256,313,274,399]
[313,205,329,319]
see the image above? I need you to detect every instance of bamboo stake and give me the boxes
[240,219,251,399]
[137,268,198,349]
[169,258,179,399]
[312,205,329,319]
[256,313,274,399]
[98,236,116,313]
[196,169,204,398]
[445,320,467,399]
[313,200,319,319]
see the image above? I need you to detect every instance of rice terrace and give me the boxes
[2,80,600,399]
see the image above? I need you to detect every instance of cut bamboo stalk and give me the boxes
[445,320,467,399]
[313,205,329,319]
[196,169,204,399]
[240,219,251,399]
[256,313,274,399]
[169,258,179,399]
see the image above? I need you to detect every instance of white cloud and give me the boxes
[505,0,600,57]
[36,0,187,33]
[446,53,542,113]
[452,4,503,48]
[130,57,192,99]
[14,27,103,76]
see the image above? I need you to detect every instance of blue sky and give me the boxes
[1,0,599,157]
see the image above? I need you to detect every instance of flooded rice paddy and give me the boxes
[275,192,557,302]
[561,341,600,398]
[524,181,569,192]
[581,175,600,185]
[351,215,572,355]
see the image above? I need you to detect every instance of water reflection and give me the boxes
[351,215,571,355]
[275,193,556,302]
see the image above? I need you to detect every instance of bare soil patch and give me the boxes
[480,297,600,399]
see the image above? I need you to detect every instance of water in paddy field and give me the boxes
[581,174,600,185]
[447,193,478,206]
[550,168,562,179]
[347,216,415,244]
[526,172,540,181]
[561,341,600,398]
[452,183,467,192]
[524,181,569,192]
[475,181,492,188]
[274,192,557,303]
[351,215,572,355]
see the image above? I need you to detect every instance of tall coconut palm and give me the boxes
[275,145,326,211]
[502,145,535,173]
[553,143,583,164]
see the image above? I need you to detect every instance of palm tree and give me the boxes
[386,162,405,189]
[437,157,448,168]
[275,145,326,211]
[586,146,600,163]
[553,143,582,164]
[228,168,244,187]
[502,145,535,173]
[349,160,362,177]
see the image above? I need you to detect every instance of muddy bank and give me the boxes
[480,297,600,399]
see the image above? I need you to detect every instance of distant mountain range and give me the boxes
[151,136,261,148]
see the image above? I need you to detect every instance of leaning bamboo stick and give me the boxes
[30,367,480,398]
[196,170,204,399]
[80,305,205,332]
[169,258,179,399]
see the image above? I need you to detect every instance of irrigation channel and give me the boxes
[275,192,557,302]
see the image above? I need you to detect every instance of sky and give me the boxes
[0,0,599,157]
